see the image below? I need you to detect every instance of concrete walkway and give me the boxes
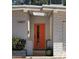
[13,56,66,59]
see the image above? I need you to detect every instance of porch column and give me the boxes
[23,9,33,56]
[50,12,53,40]
[22,10,29,50]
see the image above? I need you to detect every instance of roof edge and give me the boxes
[12,5,66,9]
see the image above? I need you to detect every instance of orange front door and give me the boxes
[34,24,45,49]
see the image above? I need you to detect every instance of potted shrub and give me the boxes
[46,39,53,56]
[46,47,53,56]
[12,37,26,50]
[12,37,26,56]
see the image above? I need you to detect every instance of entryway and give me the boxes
[33,24,46,56]
[30,14,53,56]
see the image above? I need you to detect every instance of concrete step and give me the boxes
[33,50,46,56]
[13,58,25,59]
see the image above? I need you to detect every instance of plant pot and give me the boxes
[46,49,53,56]
[12,50,27,56]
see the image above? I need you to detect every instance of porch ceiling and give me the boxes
[28,11,52,16]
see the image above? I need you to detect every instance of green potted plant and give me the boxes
[46,40,53,56]
[46,47,53,56]
[12,37,26,50]
[12,37,26,56]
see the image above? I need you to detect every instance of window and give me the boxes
[31,0,48,5]
[63,0,66,6]
[12,0,17,5]
[51,0,62,4]
[12,0,66,6]
[24,0,31,4]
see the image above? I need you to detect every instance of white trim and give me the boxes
[12,5,66,8]
[12,8,25,11]
[12,5,42,8]
[12,5,66,9]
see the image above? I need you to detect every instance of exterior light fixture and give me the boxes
[33,12,47,16]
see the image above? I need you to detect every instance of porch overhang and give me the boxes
[12,5,66,12]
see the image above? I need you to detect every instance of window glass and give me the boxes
[12,0,66,6]
[63,0,66,6]
[31,0,48,5]
[51,0,62,4]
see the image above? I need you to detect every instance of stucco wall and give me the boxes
[12,10,29,39]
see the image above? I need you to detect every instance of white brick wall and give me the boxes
[53,43,63,56]
[53,11,66,56]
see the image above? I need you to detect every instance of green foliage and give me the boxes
[12,37,26,50]
[46,49,53,56]
[12,37,20,49]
